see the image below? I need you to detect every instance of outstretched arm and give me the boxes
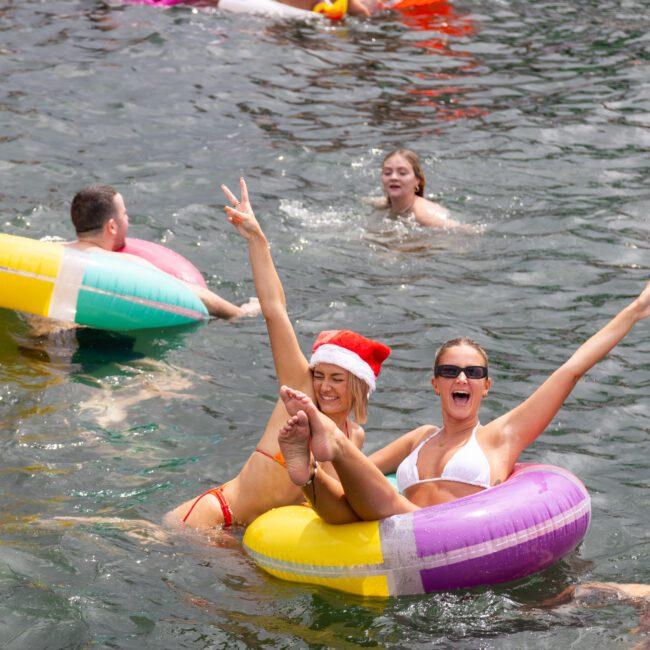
[221,178,311,388]
[498,280,650,461]
[188,284,260,320]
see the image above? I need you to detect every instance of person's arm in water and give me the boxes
[120,251,256,319]
[221,178,312,390]
[189,284,259,320]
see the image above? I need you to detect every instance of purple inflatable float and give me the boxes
[243,463,591,597]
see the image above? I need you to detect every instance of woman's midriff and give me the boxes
[404,479,485,507]
[225,451,305,525]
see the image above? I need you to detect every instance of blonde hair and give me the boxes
[348,372,370,424]
[433,337,488,370]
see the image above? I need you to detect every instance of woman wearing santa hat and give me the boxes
[165,178,391,530]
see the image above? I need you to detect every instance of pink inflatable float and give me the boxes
[119,238,208,287]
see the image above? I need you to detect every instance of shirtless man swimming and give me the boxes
[68,184,259,320]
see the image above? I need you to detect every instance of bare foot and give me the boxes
[279,384,312,417]
[278,411,312,486]
[280,385,340,463]
[279,385,346,462]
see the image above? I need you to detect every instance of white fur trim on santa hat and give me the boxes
[309,344,376,393]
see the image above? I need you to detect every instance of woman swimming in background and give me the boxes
[275,279,650,523]
[165,178,390,529]
[365,148,474,231]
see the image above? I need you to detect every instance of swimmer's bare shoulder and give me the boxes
[412,197,450,225]
[66,240,155,268]
[414,199,481,233]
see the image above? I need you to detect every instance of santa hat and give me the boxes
[309,330,391,393]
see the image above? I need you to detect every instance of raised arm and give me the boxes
[221,178,311,388]
[497,280,650,462]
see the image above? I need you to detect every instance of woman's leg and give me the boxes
[279,386,418,521]
[279,412,360,524]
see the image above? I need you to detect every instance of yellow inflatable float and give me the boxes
[0,233,208,330]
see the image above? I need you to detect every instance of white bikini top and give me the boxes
[395,423,491,493]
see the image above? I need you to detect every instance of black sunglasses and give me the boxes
[434,364,488,379]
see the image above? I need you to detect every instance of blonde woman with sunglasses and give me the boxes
[275,281,650,522]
